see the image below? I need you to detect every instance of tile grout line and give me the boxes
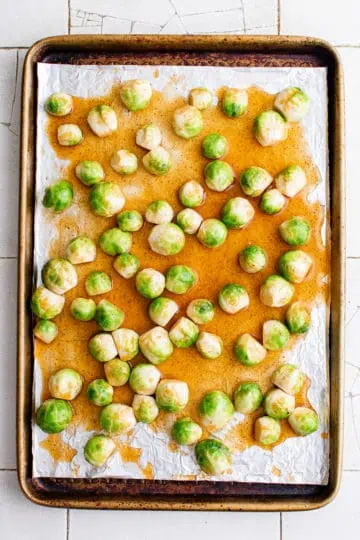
[0,468,17,471]
[277,0,281,35]
[280,512,283,540]
[66,509,70,540]
[68,0,71,35]
[0,257,17,260]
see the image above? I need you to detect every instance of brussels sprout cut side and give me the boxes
[136,123,162,150]
[89,182,125,218]
[179,180,205,208]
[145,200,174,224]
[156,379,189,412]
[196,332,223,359]
[286,302,311,334]
[113,253,140,279]
[169,317,199,348]
[129,363,161,395]
[274,87,309,122]
[95,299,125,332]
[143,147,172,176]
[253,110,287,147]
[45,93,73,116]
[66,236,96,264]
[264,388,295,420]
[57,124,83,146]
[289,407,319,436]
[195,439,232,475]
[87,105,117,137]
[263,320,290,351]
[165,265,197,294]
[42,180,73,212]
[279,217,311,246]
[172,417,202,445]
[104,359,131,387]
[173,105,203,139]
[49,368,83,400]
[189,87,213,110]
[111,149,138,175]
[234,383,263,414]
[34,319,58,344]
[272,363,305,395]
[218,283,249,314]
[240,167,272,197]
[36,399,73,434]
[260,275,294,308]
[260,189,286,215]
[221,197,254,229]
[88,333,117,363]
[42,258,78,295]
[239,245,267,274]
[132,395,159,423]
[100,403,136,435]
[222,88,248,118]
[136,268,165,299]
[234,334,266,367]
[255,416,281,445]
[279,250,313,283]
[84,435,116,467]
[148,297,178,327]
[275,165,307,198]
[176,209,203,235]
[70,298,96,321]
[120,79,152,111]
[139,327,173,365]
[31,286,64,320]
[112,328,139,361]
[199,390,234,431]
[186,299,215,325]
[204,160,234,192]
[148,223,185,256]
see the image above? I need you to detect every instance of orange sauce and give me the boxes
[40,433,77,463]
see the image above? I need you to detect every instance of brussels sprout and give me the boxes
[234,334,267,366]
[89,182,125,217]
[195,439,231,475]
[189,87,213,110]
[222,88,248,118]
[31,286,64,320]
[234,382,263,414]
[110,149,138,175]
[45,92,73,116]
[279,250,313,283]
[84,434,115,467]
[176,208,203,235]
[42,258,78,295]
[239,245,267,274]
[112,328,139,361]
[104,358,131,387]
[254,416,281,445]
[169,317,199,348]
[240,166,273,197]
[172,105,203,139]
[70,298,96,321]
[95,299,125,332]
[136,268,165,299]
[264,388,295,420]
[100,403,136,435]
[263,320,290,351]
[120,79,152,111]
[204,160,234,192]
[218,283,249,314]
[132,395,159,423]
[85,271,112,296]
[199,390,234,431]
[129,363,161,395]
[178,180,205,208]
[117,210,143,232]
[88,333,117,362]
[260,188,286,215]
[143,147,171,176]
[148,223,185,256]
[260,275,294,307]
[196,332,223,359]
[165,265,197,294]
[253,110,287,147]
[279,217,311,246]
[197,219,228,248]
[202,133,228,159]
[66,236,96,265]
[172,417,203,445]
[136,123,162,150]
[275,165,307,198]
[99,228,132,256]
[186,299,215,324]
[286,302,311,334]
[221,197,254,229]
[274,87,309,122]
[156,379,189,412]
[49,368,83,401]
[288,407,319,436]
[34,320,58,344]
[87,378,114,406]
[36,399,73,434]
[272,363,305,395]
[113,253,140,279]
[87,105,117,137]
[57,124,83,146]
[145,200,174,224]
[75,161,104,186]
[139,327,173,365]
[42,180,73,212]
[148,297,178,327]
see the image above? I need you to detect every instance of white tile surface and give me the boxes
[71,0,175,25]
[182,9,245,34]
[171,0,241,16]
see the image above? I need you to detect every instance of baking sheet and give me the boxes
[33,63,329,484]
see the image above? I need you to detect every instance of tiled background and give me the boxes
[0,0,359,538]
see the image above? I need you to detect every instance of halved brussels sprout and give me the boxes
[156,379,189,412]
[286,302,311,334]
[117,210,143,232]
[104,358,131,387]
[100,403,136,435]
[204,160,234,192]
[178,180,205,208]
[132,395,159,423]
[218,283,249,314]
[57,124,83,146]
[279,250,313,283]
[113,253,140,279]
[145,200,174,224]
[189,87,213,110]
[36,399,73,434]
[148,223,185,256]
[279,217,311,246]
[136,268,165,299]
[239,245,267,274]
[110,149,138,175]
[75,161,104,186]
[31,286,64,320]
[87,105,117,137]
[42,180,73,212]
[172,105,203,139]
[85,271,112,296]
[240,166,273,197]
[112,328,139,361]
[99,228,132,256]
[120,79,152,111]
[263,320,290,351]
[143,147,171,176]
[34,319,58,344]
[199,390,234,431]
[129,363,161,395]
[169,317,199,348]
[66,236,96,265]
[87,378,114,406]
[49,368,83,401]
[172,417,203,445]
[84,434,115,467]
[136,123,162,150]
[42,258,78,295]
[70,297,96,321]
[95,299,125,332]
[148,297,178,327]
[260,275,294,307]
[221,197,254,229]
[234,382,263,414]
[288,407,318,436]
[260,188,286,215]
[234,333,267,366]
[89,182,125,217]
[202,133,228,159]
[274,87,309,122]
[254,416,281,445]
[186,299,215,324]
[196,332,223,359]
[176,208,203,234]
[264,388,295,420]
[275,165,307,198]
[272,363,305,395]
[195,439,231,475]
[88,333,118,362]
[45,92,72,116]
[139,327,173,365]
[253,110,287,147]
[222,88,248,118]
[197,219,228,248]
